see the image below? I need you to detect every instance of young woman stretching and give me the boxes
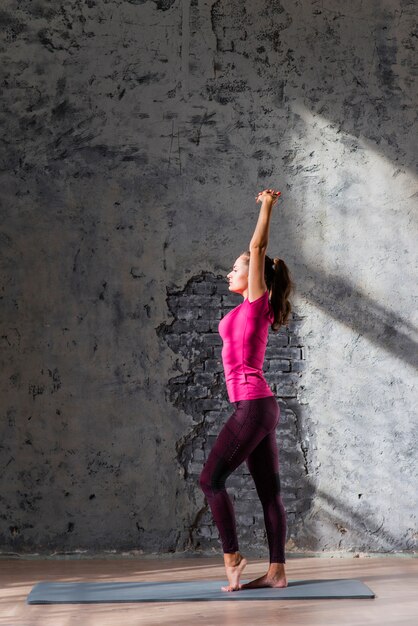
[199,187,295,592]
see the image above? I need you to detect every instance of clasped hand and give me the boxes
[255,188,281,205]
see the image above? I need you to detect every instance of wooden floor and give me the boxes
[1,554,417,625]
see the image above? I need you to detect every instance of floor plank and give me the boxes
[0,555,416,625]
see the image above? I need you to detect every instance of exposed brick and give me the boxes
[215,284,231,296]
[186,385,208,399]
[177,307,200,321]
[291,360,307,372]
[195,373,215,385]
[266,346,301,359]
[202,333,223,346]
[195,320,212,332]
[182,295,220,308]
[199,308,222,319]
[194,399,225,411]
[269,359,291,371]
[269,332,289,347]
[221,295,242,306]
[192,282,218,295]
[203,359,224,373]
[289,335,304,346]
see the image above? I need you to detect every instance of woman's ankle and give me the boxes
[268,562,285,574]
[224,551,242,566]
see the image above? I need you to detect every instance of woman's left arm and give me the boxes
[247,189,280,302]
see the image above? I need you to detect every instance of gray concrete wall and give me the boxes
[1,0,417,557]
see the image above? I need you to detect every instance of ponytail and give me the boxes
[242,251,295,331]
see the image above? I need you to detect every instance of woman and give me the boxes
[199,188,295,592]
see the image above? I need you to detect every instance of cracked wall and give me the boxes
[0,0,417,556]
[157,272,313,555]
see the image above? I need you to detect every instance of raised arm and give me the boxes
[247,189,280,303]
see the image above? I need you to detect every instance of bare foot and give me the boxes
[221,553,248,592]
[239,567,287,590]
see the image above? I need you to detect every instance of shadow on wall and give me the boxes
[295,267,418,371]
[301,486,417,554]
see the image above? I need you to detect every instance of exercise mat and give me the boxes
[27,578,375,603]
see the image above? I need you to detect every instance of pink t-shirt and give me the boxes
[218,289,275,403]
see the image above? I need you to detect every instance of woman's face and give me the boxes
[227,256,248,295]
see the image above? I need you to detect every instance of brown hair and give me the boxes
[241,251,295,332]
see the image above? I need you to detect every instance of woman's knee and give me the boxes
[199,460,229,494]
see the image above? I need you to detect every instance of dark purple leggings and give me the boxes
[199,395,286,563]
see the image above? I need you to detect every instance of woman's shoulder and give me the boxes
[245,290,273,320]
[245,289,269,306]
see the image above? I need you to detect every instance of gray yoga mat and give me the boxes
[27,578,375,603]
